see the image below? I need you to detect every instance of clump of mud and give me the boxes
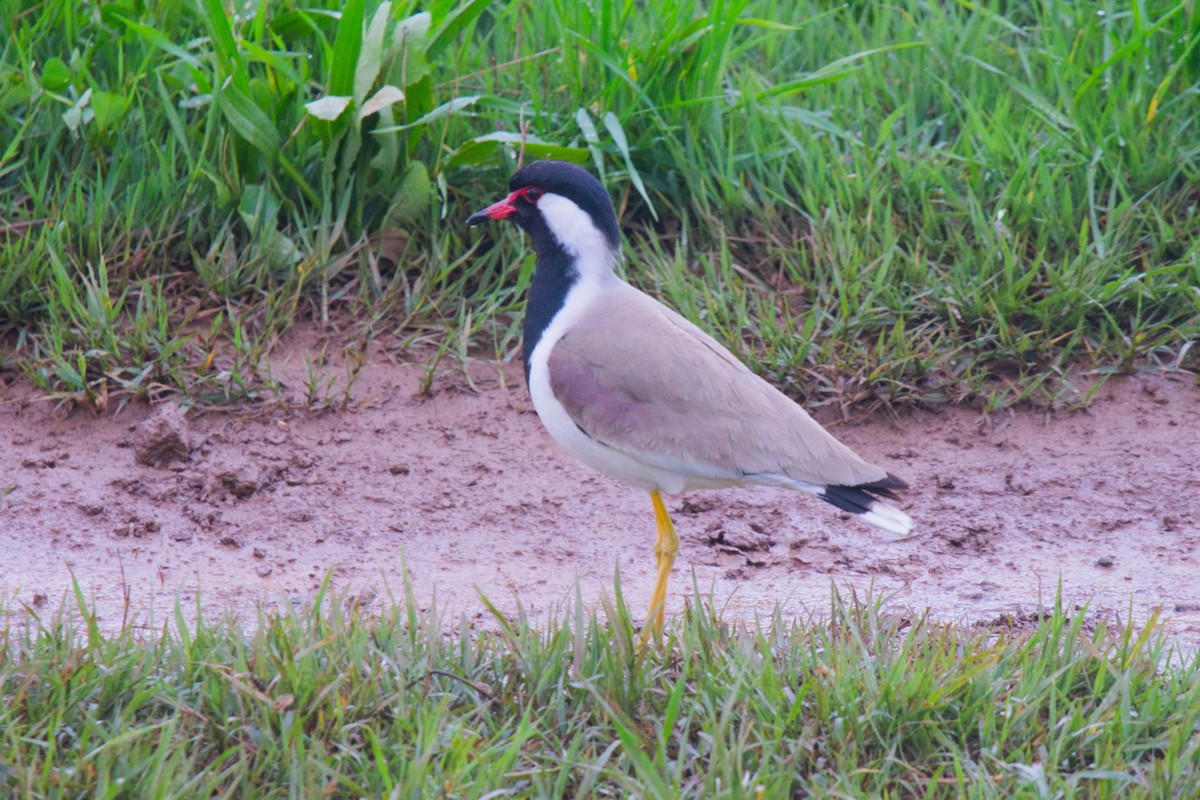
[133,404,191,466]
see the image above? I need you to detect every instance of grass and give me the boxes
[1,579,1198,798]
[0,0,1196,410]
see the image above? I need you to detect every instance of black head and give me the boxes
[465,160,621,251]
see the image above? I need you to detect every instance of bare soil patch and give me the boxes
[2,354,1198,643]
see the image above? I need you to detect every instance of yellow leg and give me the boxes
[640,490,680,643]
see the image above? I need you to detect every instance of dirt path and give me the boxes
[2,353,1198,644]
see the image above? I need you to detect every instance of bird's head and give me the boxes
[466,161,621,266]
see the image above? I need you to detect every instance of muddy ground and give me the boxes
[1,351,1198,645]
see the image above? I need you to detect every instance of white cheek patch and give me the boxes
[538,193,616,281]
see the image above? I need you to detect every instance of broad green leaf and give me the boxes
[394,11,431,46]
[272,234,303,265]
[400,50,431,91]
[359,85,404,119]
[355,2,390,104]
[445,138,500,168]
[91,90,131,132]
[239,184,301,264]
[219,85,281,156]
[305,95,353,121]
[238,183,279,234]
[428,0,491,60]
[391,161,430,222]
[367,106,399,180]
[329,0,365,99]
[374,95,478,132]
[453,131,543,146]
[447,133,589,168]
[388,13,432,88]
[402,73,434,120]
[41,57,73,92]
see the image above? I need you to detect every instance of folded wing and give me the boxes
[547,284,894,490]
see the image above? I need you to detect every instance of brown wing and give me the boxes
[546,283,889,487]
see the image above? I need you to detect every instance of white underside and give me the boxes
[528,275,693,492]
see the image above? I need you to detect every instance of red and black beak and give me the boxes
[466,191,519,226]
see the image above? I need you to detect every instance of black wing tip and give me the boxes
[876,471,909,491]
[864,471,908,501]
[822,472,909,513]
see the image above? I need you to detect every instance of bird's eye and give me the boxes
[522,187,543,203]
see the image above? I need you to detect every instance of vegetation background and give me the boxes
[2,0,1199,796]
[2,0,1196,412]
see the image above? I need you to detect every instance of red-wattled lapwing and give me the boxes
[467,160,911,636]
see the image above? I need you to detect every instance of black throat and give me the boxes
[521,229,578,387]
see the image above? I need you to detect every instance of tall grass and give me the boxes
[1,0,1197,409]
[2,581,1198,797]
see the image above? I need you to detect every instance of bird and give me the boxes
[466,160,911,637]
